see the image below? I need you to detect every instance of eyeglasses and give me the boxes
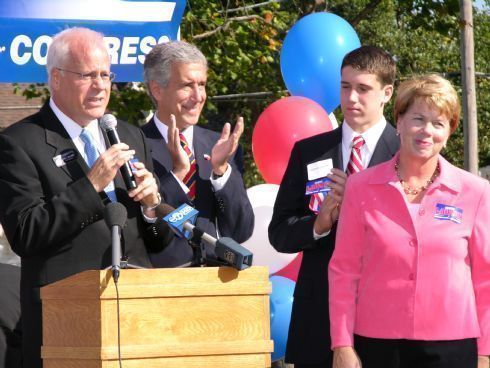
[56,67,116,83]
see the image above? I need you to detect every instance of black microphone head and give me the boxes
[155,203,175,219]
[104,202,127,228]
[100,114,117,131]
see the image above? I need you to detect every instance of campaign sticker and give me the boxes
[129,158,140,173]
[434,203,462,224]
[305,177,332,195]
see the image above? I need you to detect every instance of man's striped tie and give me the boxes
[346,135,365,176]
[179,133,197,200]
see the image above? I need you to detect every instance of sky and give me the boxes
[475,0,490,11]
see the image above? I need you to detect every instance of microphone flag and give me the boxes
[163,203,199,239]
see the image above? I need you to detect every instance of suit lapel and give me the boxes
[192,126,213,180]
[42,102,88,181]
[369,123,399,168]
[331,128,343,170]
[145,118,173,169]
[310,128,343,170]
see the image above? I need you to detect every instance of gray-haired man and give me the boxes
[141,41,254,267]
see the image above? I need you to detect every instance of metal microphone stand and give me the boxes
[108,226,145,284]
[188,227,207,267]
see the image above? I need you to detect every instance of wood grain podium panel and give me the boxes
[41,267,273,367]
[44,353,270,368]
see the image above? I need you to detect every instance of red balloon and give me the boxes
[273,253,303,282]
[252,96,333,184]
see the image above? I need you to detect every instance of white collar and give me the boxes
[153,113,194,149]
[49,98,105,154]
[342,116,387,153]
[49,98,100,141]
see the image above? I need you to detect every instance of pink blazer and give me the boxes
[329,154,490,355]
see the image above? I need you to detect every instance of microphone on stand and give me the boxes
[100,114,137,190]
[156,204,253,270]
[104,202,127,283]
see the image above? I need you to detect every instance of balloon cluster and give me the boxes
[248,12,360,362]
[252,12,360,185]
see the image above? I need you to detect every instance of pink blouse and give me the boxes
[329,154,490,355]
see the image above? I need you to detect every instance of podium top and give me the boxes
[40,266,271,300]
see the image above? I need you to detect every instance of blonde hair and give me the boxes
[394,74,460,133]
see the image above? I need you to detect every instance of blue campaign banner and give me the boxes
[0,0,186,82]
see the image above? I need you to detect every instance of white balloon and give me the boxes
[245,184,298,274]
[247,184,280,208]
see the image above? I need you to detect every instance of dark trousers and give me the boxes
[354,334,477,368]
[291,353,332,368]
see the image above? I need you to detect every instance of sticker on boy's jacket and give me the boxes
[306,177,332,195]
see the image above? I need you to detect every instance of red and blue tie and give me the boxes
[346,135,365,176]
[179,133,197,200]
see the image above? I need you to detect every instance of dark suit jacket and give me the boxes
[268,124,399,365]
[0,102,172,368]
[0,264,21,368]
[141,118,254,267]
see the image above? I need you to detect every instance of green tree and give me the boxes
[182,0,490,184]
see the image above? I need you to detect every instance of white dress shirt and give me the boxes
[341,117,387,171]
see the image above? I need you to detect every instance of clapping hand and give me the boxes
[210,116,244,176]
[167,114,191,181]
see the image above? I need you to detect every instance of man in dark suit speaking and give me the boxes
[0,27,172,368]
[141,41,254,267]
[269,46,399,368]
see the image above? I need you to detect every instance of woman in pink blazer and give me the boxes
[329,74,490,368]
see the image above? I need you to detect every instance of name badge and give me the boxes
[306,177,331,195]
[434,203,462,224]
[52,149,78,167]
[307,158,333,180]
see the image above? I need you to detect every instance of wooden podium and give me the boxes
[40,266,273,368]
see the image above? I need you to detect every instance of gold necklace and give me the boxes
[395,160,440,195]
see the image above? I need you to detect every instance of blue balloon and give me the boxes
[280,12,361,113]
[269,276,295,362]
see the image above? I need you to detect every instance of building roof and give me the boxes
[0,84,44,129]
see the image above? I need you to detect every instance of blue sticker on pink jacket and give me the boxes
[434,203,463,224]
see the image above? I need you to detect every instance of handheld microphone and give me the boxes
[100,114,137,190]
[156,204,253,270]
[104,202,128,282]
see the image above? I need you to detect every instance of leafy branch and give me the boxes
[192,14,283,40]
